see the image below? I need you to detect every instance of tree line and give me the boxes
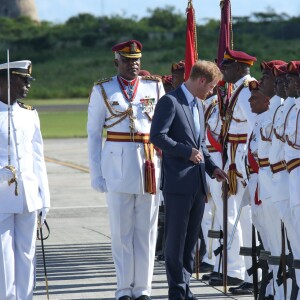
[0,6,299,98]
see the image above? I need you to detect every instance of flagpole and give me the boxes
[7,49,11,166]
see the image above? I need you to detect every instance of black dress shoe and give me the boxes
[201,271,220,281]
[119,297,132,300]
[199,262,214,273]
[229,282,254,295]
[135,296,151,300]
[209,275,243,286]
[229,281,249,292]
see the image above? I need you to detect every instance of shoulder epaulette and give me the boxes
[211,98,218,106]
[141,75,162,82]
[243,79,250,88]
[96,77,113,85]
[17,101,35,110]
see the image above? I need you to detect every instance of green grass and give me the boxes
[39,111,87,138]
[25,98,88,106]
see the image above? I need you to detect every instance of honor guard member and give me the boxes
[201,91,245,284]
[0,60,50,299]
[284,61,300,294]
[87,40,165,300]
[269,63,299,299]
[247,80,277,298]
[258,60,287,299]
[218,48,259,293]
[286,61,300,292]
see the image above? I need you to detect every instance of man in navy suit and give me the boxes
[150,60,227,300]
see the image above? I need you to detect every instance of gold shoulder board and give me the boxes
[96,77,112,85]
[141,75,162,82]
[17,101,35,110]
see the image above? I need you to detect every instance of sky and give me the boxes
[35,0,300,24]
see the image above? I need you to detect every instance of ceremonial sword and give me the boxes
[5,49,18,195]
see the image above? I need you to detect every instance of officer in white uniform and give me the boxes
[87,40,165,300]
[0,60,50,300]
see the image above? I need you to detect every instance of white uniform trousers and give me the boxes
[288,167,300,293]
[231,179,261,283]
[248,174,275,297]
[259,168,286,299]
[205,152,244,279]
[0,211,37,300]
[106,192,159,299]
[272,169,300,299]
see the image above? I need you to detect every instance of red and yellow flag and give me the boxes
[217,0,233,66]
[184,0,198,81]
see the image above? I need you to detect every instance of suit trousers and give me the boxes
[163,188,205,300]
[0,211,37,300]
[106,192,159,299]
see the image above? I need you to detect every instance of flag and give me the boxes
[217,0,233,122]
[217,0,232,66]
[184,0,198,81]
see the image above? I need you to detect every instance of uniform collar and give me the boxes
[257,110,268,122]
[0,100,18,111]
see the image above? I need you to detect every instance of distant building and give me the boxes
[0,0,39,21]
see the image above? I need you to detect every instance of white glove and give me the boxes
[39,207,50,226]
[0,167,14,183]
[91,176,108,193]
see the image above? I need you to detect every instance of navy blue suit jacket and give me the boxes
[150,86,218,195]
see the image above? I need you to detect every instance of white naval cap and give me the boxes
[0,60,34,80]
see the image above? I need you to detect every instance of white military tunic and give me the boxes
[87,75,165,299]
[0,100,50,300]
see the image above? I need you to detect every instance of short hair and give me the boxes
[189,60,222,83]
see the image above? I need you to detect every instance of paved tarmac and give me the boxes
[33,138,253,300]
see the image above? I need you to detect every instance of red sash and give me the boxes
[207,130,222,153]
[248,134,261,205]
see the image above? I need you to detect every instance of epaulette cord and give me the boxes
[141,75,162,82]
[17,101,35,110]
[96,77,112,85]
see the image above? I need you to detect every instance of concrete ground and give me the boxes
[33,138,254,300]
